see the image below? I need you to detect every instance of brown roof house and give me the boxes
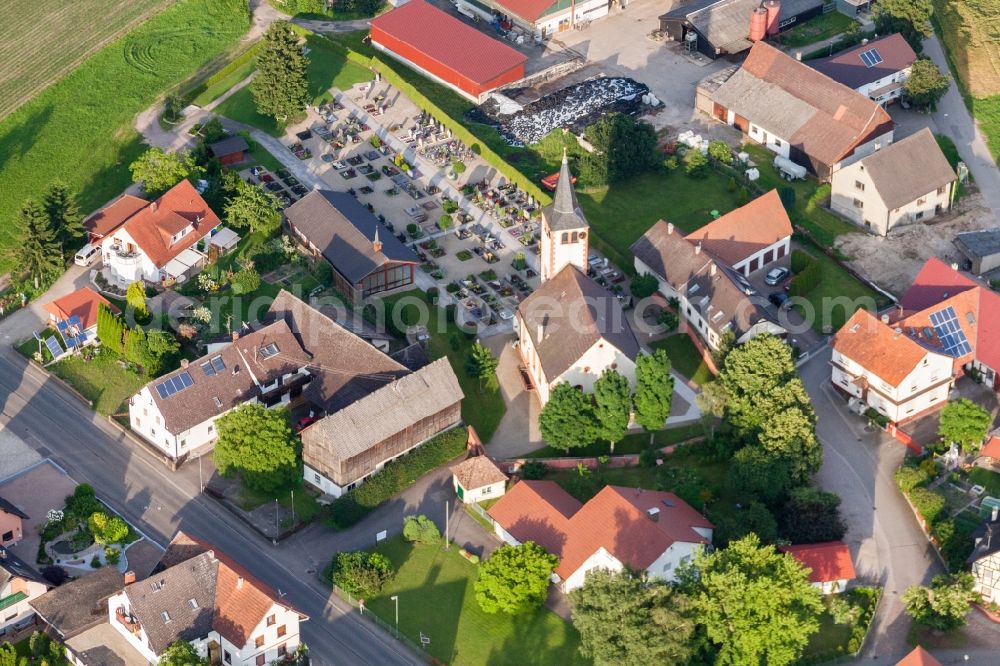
[631,193,791,351]
[94,179,224,287]
[830,128,956,235]
[697,41,894,181]
[810,33,918,107]
[517,154,641,406]
[302,357,464,497]
[285,190,418,302]
[451,456,508,504]
[489,481,713,592]
[34,533,307,666]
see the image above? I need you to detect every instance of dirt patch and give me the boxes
[834,191,995,296]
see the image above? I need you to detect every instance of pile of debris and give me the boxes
[470,76,650,145]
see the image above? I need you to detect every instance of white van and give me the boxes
[74,243,100,266]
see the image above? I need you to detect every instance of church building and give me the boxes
[516,152,641,406]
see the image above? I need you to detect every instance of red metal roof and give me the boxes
[780,541,856,584]
[491,0,557,23]
[370,0,527,85]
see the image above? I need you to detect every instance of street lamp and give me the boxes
[390,595,399,637]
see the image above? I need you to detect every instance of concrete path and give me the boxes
[923,34,1000,224]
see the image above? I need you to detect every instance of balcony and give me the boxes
[115,607,142,635]
[111,249,142,266]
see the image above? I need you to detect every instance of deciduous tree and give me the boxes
[42,181,85,257]
[938,398,992,452]
[160,640,208,666]
[224,178,282,234]
[696,380,728,439]
[87,511,129,545]
[874,0,933,52]
[634,348,674,431]
[214,404,298,494]
[903,572,977,631]
[251,22,309,125]
[593,369,632,451]
[402,514,440,544]
[465,341,499,390]
[129,148,200,197]
[579,112,659,186]
[475,541,558,614]
[780,487,847,544]
[569,569,694,666]
[680,534,823,666]
[709,500,779,547]
[629,273,658,299]
[539,382,599,451]
[329,550,394,598]
[729,446,795,507]
[903,59,950,110]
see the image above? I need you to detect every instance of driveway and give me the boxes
[0,459,79,565]
[800,347,943,657]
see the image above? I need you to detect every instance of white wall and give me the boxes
[454,477,506,504]
[831,347,954,421]
[731,237,791,276]
[539,224,588,283]
[0,579,47,631]
[747,123,792,159]
[563,547,623,592]
[494,522,520,547]
[647,541,704,584]
[227,602,302,666]
[813,578,850,595]
[834,130,895,172]
[517,312,551,404]
[554,339,637,396]
[107,591,159,664]
[102,229,158,285]
[857,66,912,104]
[129,387,221,460]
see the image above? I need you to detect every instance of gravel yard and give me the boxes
[835,191,996,296]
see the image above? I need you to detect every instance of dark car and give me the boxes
[768,291,790,310]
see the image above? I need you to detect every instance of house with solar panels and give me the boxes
[810,34,917,107]
[830,258,1000,423]
[39,286,119,358]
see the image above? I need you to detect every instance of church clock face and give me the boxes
[578,232,587,239]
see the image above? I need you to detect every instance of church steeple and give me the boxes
[540,149,589,282]
[373,225,383,254]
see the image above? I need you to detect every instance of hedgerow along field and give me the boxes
[0,0,177,122]
[0,0,250,274]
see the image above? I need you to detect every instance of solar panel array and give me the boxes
[860,48,883,68]
[155,371,194,399]
[56,315,87,349]
[201,356,226,377]
[929,306,973,357]
[44,336,63,360]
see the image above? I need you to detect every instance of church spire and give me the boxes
[373,225,383,254]
[539,148,589,282]
[546,149,588,230]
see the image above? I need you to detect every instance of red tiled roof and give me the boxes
[370,0,527,85]
[685,189,792,266]
[831,308,934,386]
[811,33,918,90]
[84,194,148,239]
[896,646,942,666]
[488,481,711,580]
[42,286,118,330]
[780,541,856,584]
[979,436,1000,461]
[117,180,219,268]
[898,257,978,314]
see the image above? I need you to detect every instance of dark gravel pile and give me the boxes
[468,77,650,145]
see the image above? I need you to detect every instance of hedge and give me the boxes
[327,427,468,528]
[790,249,814,274]
[789,257,822,297]
[908,486,946,525]
[184,41,262,100]
[894,458,938,492]
[932,518,977,571]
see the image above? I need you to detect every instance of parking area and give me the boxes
[743,250,824,352]
[0,460,78,564]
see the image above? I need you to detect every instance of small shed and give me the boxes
[780,541,856,594]
[451,456,508,504]
[208,227,241,256]
[208,135,250,166]
[955,229,1000,275]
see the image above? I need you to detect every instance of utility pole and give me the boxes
[444,500,450,550]
[391,595,399,637]
[290,489,296,526]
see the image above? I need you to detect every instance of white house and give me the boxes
[831,258,1000,423]
[831,128,956,235]
[0,546,49,633]
[631,191,792,352]
[970,520,1000,604]
[106,532,306,665]
[94,180,220,287]
[811,33,917,106]
[488,481,713,592]
[781,542,857,595]
[516,153,640,405]
[698,40,894,181]
[451,455,508,504]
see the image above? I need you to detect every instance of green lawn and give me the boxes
[15,341,149,416]
[777,12,857,48]
[800,588,880,664]
[379,290,506,441]
[0,0,250,273]
[238,483,323,523]
[523,423,704,459]
[214,33,372,136]
[650,334,713,385]
[792,241,885,334]
[360,537,588,666]
[970,467,1000,497]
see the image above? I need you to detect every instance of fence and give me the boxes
[466,501,494,527]
[329,583,434,662]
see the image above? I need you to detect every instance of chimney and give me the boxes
[646,507,660,522]
[232,331,240,341]
[881,314,889,324]
[710,263,717,277]
[237,576,244,589]
[861,38,869,46]
[894,327,902,338]
[795,51,802,61]
[951,262,959,271]
[536,323,544,341]
[180,359,189,369]
[124,571,136,585]
[667,222,674,235]
[694,242,702,255]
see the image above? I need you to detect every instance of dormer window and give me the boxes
[260,343,279,359]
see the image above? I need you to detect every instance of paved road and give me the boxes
[0,306,422,665]
[800,348,944,657]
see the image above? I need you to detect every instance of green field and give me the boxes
[0,0,250,274]
[362,537,588,666]
[214,33,373,136]
[0,0,175,121]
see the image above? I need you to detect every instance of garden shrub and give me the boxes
[520,460,548,480]
[788,259,822,297]
[790,249,814,274]
[105,546,122,566]
[895,458,936,492]
[329,550,394,598]
[88,512,129,545]
[909,487,946,525]
[41,565,68,586]
[90,554,101,568]
[403,515,441,544]
[683,150,709,178]
[639,448,660,468]
[328,428,467,528]
[933,519,976,571]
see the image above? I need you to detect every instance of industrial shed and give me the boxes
[369,0,528,103]
[659,0,825,59]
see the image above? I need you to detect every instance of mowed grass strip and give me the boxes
[933,0,1000,98]
[0,0,250,273]
[0,0,175,121]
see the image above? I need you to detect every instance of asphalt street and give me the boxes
[0,340,422,666]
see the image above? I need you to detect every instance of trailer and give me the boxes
[773,155,807,181]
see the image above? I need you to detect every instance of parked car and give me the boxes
[498,308,514,321]
[295,414,320,432]
[764,266,790,286]
[768,291,790,310]
[74,243,100,266]
[332,160,349,170]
